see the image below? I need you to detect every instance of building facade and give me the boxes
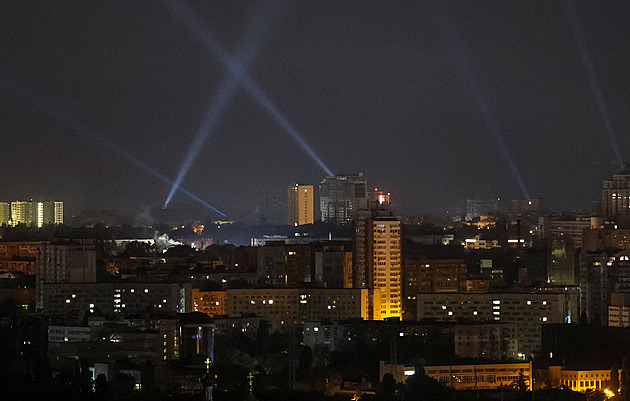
[9,200,63,226]
[380,361,532,391]
[287,184,314,226]
[319,173,367,226]
[226,288,370,330]
[354,190,401,319]
[416,291,578,356]
[36,239,97,310]
[601,169,630,221]
[42,282,192,322]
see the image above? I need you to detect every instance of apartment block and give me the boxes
[416,290,578,356]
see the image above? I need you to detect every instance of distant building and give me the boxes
[319,173,367,226]
[538,215,594,248]
[0,202,9,226]
[465,198,501,221]
[287,184,314,226]
[9,200,63,226]
[601,168,630,221]
[255,241,352,288]
[11,201,33,226]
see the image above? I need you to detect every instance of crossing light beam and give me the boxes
[162,1,335,180]
[164,0,284,207]
[0,73,225,216]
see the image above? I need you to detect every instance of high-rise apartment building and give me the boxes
[601,168,630,220]
[354,190,401,319]
[52,201,63,225]
[11,201,34,226]
[9,200,63,226]
[286,184,314,226]
[319,173,367,226]
[370,218,402,319]
[0,202,9,226]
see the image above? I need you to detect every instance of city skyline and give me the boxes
[1,1,629,220]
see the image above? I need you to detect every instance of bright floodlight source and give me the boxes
[428,0,531,200]
[0,73,225,216]
[164,0,283,207]
[162,0,334,180]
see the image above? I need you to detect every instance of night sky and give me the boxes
[1,1,629,221]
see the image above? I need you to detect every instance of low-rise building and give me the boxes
[549,366,616,393]
[380,361,532,390]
